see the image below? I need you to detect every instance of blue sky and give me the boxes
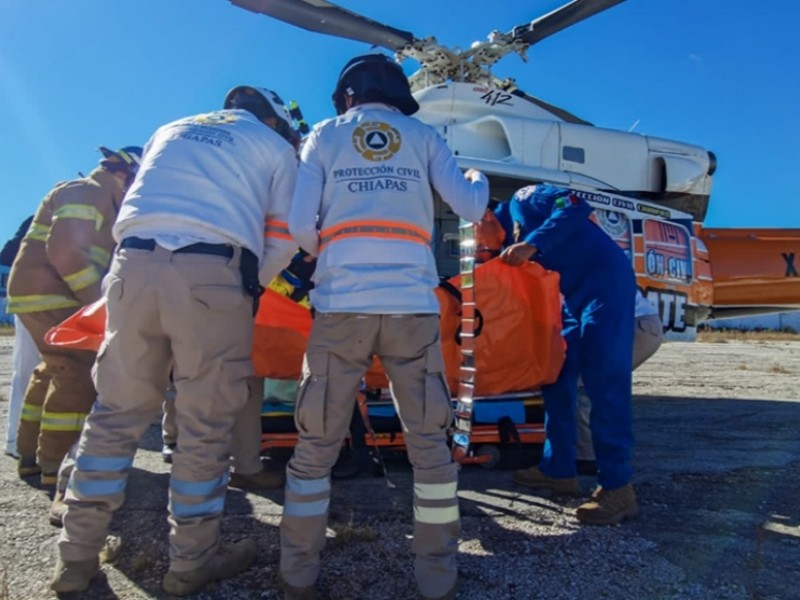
[1,0,798,247]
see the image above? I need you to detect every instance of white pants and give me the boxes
[4,316,38,456]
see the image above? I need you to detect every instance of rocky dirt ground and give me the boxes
[0,338,799,600]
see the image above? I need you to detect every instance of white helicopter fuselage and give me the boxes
[414,81,714,202]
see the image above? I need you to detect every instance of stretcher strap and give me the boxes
[356,389,394,488]
[451,219,477,462]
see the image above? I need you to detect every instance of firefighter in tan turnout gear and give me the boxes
[281,53,489,600]
[6,147,142,484]
[51,86,300,597]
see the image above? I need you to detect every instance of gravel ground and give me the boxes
[1,338,799,600]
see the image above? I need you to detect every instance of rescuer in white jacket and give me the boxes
[280,53,489,600]
[52,86,300,597]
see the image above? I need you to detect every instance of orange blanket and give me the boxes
[47,261,564,394]
[366,259,565,395]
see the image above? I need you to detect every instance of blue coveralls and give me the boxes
[496,185,636,490]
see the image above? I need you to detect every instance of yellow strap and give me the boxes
[267,275,295,298]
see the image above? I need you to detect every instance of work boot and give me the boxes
[162,443,176,464]
[50,555,100,593]
[575,459,598,476]
[228,466,284,490]
[576,484,640,525]
[17,455,41,478]
[49,489,67,528]
[513,466,580,496]
[332,447,384,480]
[41,470,58,487]
[331,453,361,480]
[277,571,319,600]
[162,538,257,596]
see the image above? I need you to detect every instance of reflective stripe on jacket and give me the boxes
[288,103,489,314]
[7,168,124,313]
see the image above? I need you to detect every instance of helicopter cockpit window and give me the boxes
[642,219,692,284]
[562,146,585,164]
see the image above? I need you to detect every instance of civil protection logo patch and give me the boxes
[596,208,630,238]
[192,112,239,125]
[352,121,401,161]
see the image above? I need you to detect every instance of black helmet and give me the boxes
[332,53,419,116]
[223,85,300,147]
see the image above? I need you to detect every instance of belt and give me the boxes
[120,237,234,259]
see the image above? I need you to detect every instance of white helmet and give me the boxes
[223,85,300,147]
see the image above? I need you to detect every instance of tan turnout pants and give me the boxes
[17,308,97,473]
[280,313,460,599]
[58,244,254,571]
[162,375,264,475]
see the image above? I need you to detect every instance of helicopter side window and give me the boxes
[562,146,585,164]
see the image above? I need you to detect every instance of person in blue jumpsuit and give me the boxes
[497,183,639,525]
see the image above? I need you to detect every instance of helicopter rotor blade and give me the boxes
[229,0,415,50]
[510,0,626,47]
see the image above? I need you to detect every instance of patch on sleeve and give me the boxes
[514,185,537,201]
[554,193,580,210]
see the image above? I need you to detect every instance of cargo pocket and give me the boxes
[190,284,245,312]
[294,351,328,438]
[103,275,125,307]
[422,345,453,434]
[95,276,124,369]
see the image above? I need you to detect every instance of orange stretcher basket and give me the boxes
[47,261,564,468]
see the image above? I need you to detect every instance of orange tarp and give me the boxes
[44,290,313,380]
[44,297,106,351]
[47,261,564,394]
[251,289,312,379]
[366,259,565,396]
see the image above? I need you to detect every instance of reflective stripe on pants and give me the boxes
[58,245,253,570]
[280,313,459,598]
[17,308,97,472]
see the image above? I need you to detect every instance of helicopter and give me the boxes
[229,0,800,341]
